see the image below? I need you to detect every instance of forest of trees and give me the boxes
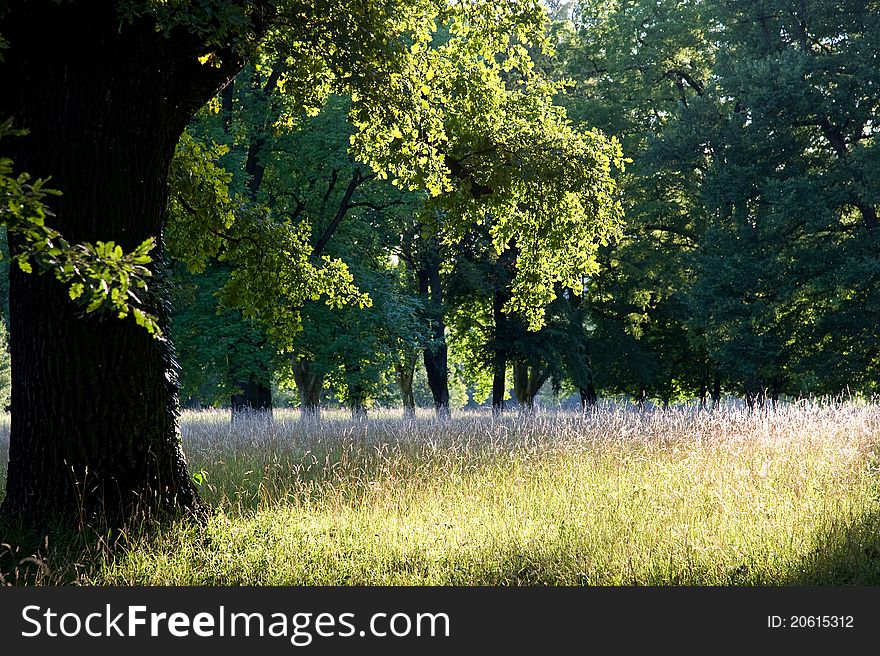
[0,0,878,531]
[171,0,880,415]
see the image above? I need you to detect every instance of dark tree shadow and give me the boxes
[779,512,880,585]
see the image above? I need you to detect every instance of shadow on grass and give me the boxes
[0,515,202,586]
[351,514,880,586]
[6,510,880,586]
[779,512,880,585]
[0,518,88,585]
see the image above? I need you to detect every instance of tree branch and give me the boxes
[312,168,371,257]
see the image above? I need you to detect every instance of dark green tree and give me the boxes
[690,0,880,401]
[551,0,716,405]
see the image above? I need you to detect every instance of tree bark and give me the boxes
[0,2,244,527]
[579,382,598,410]
[395,350,418,419]
[291,358,322,421]
[228,327,273,421]
[492,356,507,414]
[229,71,279,419]
[512,361,548,411]
[344,362,368,420]
[855,201,878,234]
[490,246,518,414]
[230,380,273,419]
[711,372,722,408]
[492,289,508,414]
[816,119,879,234]
[513,361,529,405]
[744,383,766,411]
[418,255,450,417]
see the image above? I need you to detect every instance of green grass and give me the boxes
[3,403,880,585]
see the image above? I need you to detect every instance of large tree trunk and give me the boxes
[291,358,322,422]
[0,3,242,527]
[418,255,450,417]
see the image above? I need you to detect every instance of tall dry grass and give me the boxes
[3,402,880,584]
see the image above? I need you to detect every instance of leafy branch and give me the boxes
[0,119,161,335]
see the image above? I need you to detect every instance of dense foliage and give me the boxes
[544,0,880,405]
[3,1,878,419]
[161,0,880,413]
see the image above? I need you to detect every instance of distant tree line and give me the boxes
[549,0,880,407]
[163,0,880,417]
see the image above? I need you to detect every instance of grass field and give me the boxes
[3,403,880,585]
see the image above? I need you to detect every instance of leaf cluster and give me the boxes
[0,120,160,334]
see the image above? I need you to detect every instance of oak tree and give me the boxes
[0,0,622,528]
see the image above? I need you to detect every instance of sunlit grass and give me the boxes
[3,403,880,585]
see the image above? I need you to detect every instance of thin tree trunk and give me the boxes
[229,327,273,422]
[221,82,235,133]
[0,2,243,527]
[396,350,418,418]
[579,382,598,410]
[491,247,517,414]
[513,361,529,406]
[513,361,547,412]
[229,72,278,419]
[492,289,508,414]
[745,384,765,411]
[345,362,368,420]
[418,255,450,417]
[819,120,879,234]
[350,400,368,421]
[526,368,549,410]
[856,202,878,233]
[492,356,507,414]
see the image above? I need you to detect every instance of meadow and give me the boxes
[3,402,880,585]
